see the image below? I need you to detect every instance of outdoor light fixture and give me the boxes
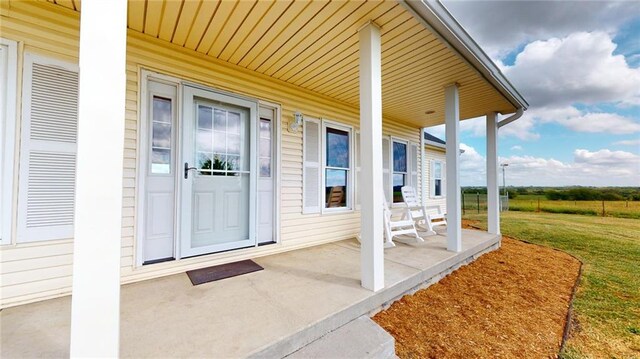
[289,111,303,133]
[425,110,435,115]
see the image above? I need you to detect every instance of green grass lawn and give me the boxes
[464,211,640,358]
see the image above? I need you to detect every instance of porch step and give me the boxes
[285,316,396,359]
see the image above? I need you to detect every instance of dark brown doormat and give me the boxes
[186,259,263,286]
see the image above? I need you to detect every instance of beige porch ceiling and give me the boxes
[47,0,517,127]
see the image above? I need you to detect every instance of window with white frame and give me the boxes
[302,118,353,213]
[0,38,18,245]
[323,123,352,210]
[432,160,444,197]
[392,140,408,203]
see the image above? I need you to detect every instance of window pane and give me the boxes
[198,105,212,129]
[227,134,241,155]
[435,179,442,196]
[226,155,240,171]
[197,152,213,175]
[213,131,226,153]
[326,127,349,168]
[260,138,271,158]
[153,97,172,124]
[214,109,226,130]
[227,112,241,134]
[393,142,407,172]
[434,162,442,179]
[152,122,171,148]
[196,129,213,152]
[392,173,405,203]
[325,169,347,208]
[151,149,171,174]
[260,158,271,177]
[260,119,271,139]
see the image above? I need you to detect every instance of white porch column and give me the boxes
[70,0,127,357]
[359,21,384,291]
[486,112,500,235]
[421,127,427,207]
[444,84,462,252]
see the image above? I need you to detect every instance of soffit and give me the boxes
[47,0,516,126]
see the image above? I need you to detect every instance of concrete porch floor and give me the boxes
[0,229,499,358]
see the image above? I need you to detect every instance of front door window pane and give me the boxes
[151,96,172,174]
[197,104,247,176]
[259,119,272,177]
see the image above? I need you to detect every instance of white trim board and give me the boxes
[0,38,18,245]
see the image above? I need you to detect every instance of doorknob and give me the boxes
[184,162,197,179]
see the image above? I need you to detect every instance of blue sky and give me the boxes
[428,1,640,187]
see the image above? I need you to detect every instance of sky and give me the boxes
[427,0,640,187]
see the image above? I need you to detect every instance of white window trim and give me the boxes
[0,38,18,245]
[390,136,411,206]
[321,119,354,214]
[432,159,445,198]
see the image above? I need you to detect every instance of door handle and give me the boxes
[184,162,197,179]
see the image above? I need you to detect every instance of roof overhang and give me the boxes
[45,0,528,127]
[400,0,529,113]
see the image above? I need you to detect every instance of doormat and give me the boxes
[186,259,264,286]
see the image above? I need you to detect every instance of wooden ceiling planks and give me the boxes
[45,0,516,125]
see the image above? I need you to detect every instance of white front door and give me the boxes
[180,86,257,257]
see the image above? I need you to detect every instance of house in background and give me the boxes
[0,0,527,356]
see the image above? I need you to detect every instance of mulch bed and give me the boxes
[373,229,581,358]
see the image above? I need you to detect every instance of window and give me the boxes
[302,118,353,214]
[431,160,445,198]
[150,96,172,174]
[392,140,407,203]
[196,104,248,176]
[259,118,272,177]
[0,38,18,245]
[324,125,351,209]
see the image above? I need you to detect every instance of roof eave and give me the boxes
[399,0,529,112]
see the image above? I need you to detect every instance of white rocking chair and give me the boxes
[356,195,423,248]
[401,186,447,235]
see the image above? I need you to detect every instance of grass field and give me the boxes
[462,193,640,219]
[464,211,640,358]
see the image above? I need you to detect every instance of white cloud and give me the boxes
[502,32,640,108]
[458,145,640,187]
[443,1,638,59]
[511,145,522,151]
[613,139,640,147]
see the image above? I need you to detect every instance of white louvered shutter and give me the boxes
[409,142,419,192]
[430,160,435,199]
[302,117,321,214]
[355,131,361,210]
[382,137,391,203]
[17,55,79,242]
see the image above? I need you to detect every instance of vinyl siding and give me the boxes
[0,1,423,308]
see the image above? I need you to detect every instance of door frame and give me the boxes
[136,69,282,266]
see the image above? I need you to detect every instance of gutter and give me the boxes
[425,139,446,149]
[399,0,529,111]
[497,107,524,128]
